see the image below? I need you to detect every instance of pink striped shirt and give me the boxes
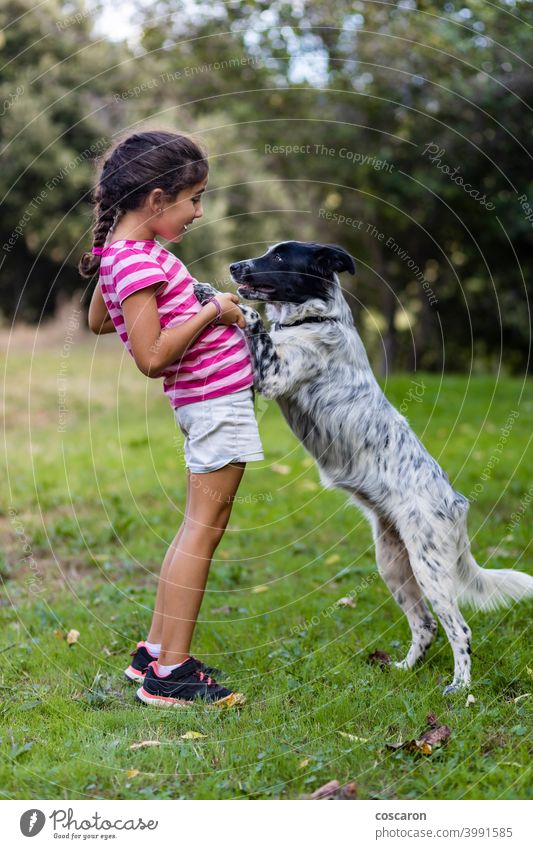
[98,239,254,407]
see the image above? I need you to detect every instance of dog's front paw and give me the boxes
[239,304,261,326]
[193,282,219,304]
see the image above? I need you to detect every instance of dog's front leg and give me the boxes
[240,305,317,399]
[193,282,221,304]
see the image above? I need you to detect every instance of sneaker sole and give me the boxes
[124,666,146,684]
[135,686,246,709]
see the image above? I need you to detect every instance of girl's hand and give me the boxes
[213,292,246,329]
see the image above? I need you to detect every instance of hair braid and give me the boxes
[78,161,119,278]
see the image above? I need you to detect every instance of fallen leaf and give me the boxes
[309,779,357,800]
[251,585,269,593]
[126,769,140,778]
[338,782,357,800]
[66,629,80,645]
[336,596,356,608]
[271,463,291,475]
[310,779,340,799]
[129,740,161,750]
[325,553,341,565]
[180,731,207,740]
[300,480,319,492]
[386,739,433,755]
[513,693,530,703]
[465,694,476,707]
[298,758,310,769]
[368,650,392,668]
[386,713,451,756]
[419,724,451,747]
[338,731,369,743]
[53,629,64,639]
[218,550,230,560]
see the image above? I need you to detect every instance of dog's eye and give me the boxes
[273,254,283,264]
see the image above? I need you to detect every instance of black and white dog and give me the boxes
[194,241,533,694]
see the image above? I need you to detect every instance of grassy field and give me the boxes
[1,328,532,800]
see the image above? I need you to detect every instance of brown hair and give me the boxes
[78,130,208,278]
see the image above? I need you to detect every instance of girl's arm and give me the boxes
[88,283,116,334]
[122,286,245,378]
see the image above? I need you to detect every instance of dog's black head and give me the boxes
[230,241,355,304]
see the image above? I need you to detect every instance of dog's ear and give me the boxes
[313,244,356,276]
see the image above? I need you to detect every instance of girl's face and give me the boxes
[154,177,208,242]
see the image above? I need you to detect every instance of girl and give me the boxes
[80,130,263,708]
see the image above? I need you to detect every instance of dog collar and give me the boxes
[273,316,338,331]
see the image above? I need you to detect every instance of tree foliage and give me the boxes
[1,0,531,373]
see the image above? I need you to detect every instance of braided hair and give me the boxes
[78,130,209,278]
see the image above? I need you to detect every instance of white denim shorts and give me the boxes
[173,387,264,473]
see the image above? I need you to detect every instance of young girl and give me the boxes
[79,130,263,708]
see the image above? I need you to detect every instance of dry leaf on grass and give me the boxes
[180,731,207,740]
[251,585,269,594]
[465,694,476,706]
[271,463,291,475]
[300,480,319,492]
[513,693,530,704]
[325,554,341,565]
[129,740,161,750]
[298,758,310,769]
[338,731,369,743]
[336,596,356,608]
[419,723,451,748]
[367,650,392,668]
[386,712,451,756]
[308,779,357,800]
[66,629,80,645]
[126,769,140,778]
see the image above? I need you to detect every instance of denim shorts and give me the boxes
[173,387,264,473]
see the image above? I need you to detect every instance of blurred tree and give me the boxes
[0,0,531,375]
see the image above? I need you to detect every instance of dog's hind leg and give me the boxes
[400,514,472,695]
[372,517,437,670]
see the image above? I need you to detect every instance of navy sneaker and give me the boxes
[124,642,159,683]
[136,658,246,708]
[125,643,222,684]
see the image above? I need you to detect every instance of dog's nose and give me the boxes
[230,261,246,275]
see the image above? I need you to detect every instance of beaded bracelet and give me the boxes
[206,296,222,325]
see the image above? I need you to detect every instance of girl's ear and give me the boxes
[313,244,356,276]
[146,187,165,213]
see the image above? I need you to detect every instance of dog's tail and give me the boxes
[458,550,533,611]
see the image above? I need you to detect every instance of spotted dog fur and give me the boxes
[194,243,533,694]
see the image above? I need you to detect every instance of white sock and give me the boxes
[144,641,161,656]
[157,658,189,676]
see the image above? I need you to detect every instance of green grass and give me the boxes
[1,336,532,799]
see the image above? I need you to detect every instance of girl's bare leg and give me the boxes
[146,473,192,645]
[158,462,246,666]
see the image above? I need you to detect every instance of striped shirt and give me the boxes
[98,239,254,407]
